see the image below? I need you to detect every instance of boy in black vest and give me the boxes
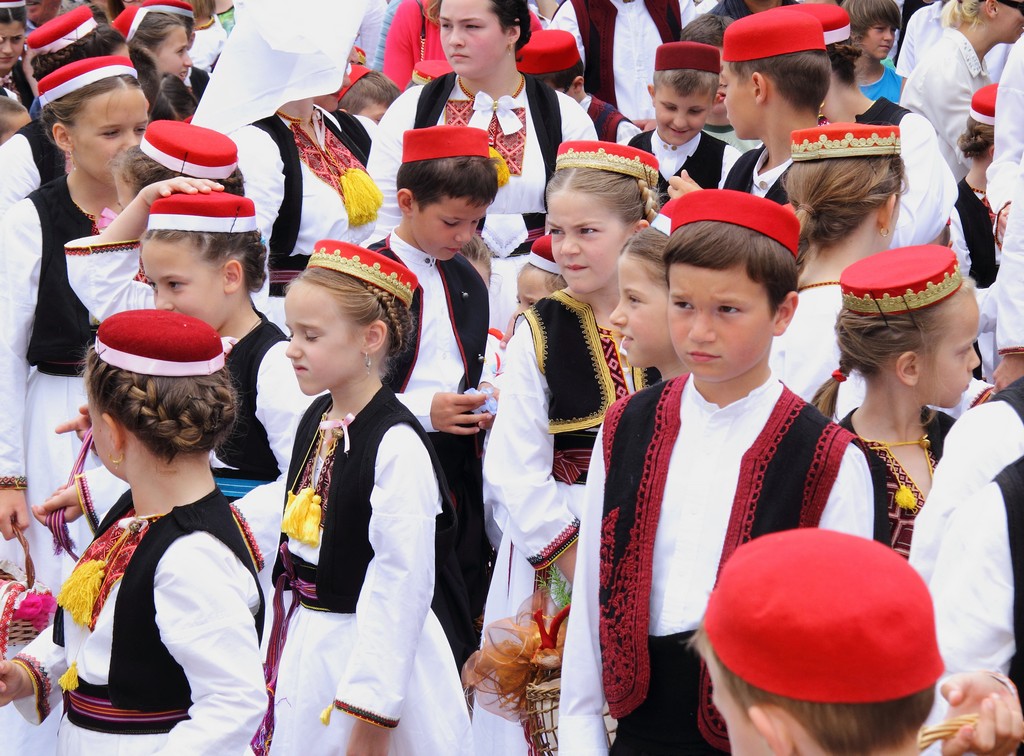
[372,124,498,623]
[628,41,740,199]
[719,9,830,204]
[558,189,885,755]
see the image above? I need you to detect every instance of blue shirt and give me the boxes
[860,64,902,104]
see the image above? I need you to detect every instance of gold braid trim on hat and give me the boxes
[842,267,963,316]
[411,70,431,86]
[306,249,416,308]
[555,147,660,187]
[791,131,901,161]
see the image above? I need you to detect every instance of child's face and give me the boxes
[610,254,678,374]
[403,195,489,261]
[0,110,29,146]
[649,84,713,147]
[548,192,641,303]
[721,62,759,141]
[142,239,236,333]
[516,264,555,311]
[55,88,148,188]
[668,262,795,406]
[0,22,24,78]
[355,101,389,125]
[857,24,896,62]
[153,26,193,81]
[917,291,981,408]
[440,0,520,81]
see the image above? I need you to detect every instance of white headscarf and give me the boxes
[193,0,368,135]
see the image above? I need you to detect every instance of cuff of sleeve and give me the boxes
[11,654,53,722]
[528,518,580,570]
[395,391,436,433]
[65,240,140,256]
[998,348,1024,356]
[970,386,996,408]
[331,700,400,729]
[0,476,27,490]
[74,474,99,534]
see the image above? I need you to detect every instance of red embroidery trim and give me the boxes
[334,700,399,729]
[229,504,265,572]
[861,441,934,559]
[528,519,580,569]
[11,654,51,721]
[0,476,27,490]
[445,100,526,176]
[599,328,629,401]
[291,125,365,198]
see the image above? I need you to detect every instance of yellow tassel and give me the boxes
[340,168,383,227]
[489,147,510,187]
[895,485,918,511]
[320,704,334,726]
[58,661,79,692]
[56,559,106,627]
[281,487,323,547]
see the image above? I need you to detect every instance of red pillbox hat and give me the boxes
[141,120,239,180]
[669,189,799,257]
[556,141,659,187]
[777,3,851,45]
[704,529,943,703]
[112,7,139,40]
[516,29,581,75]
[96,310,227,377]
[307,241,419,308]
[147,193,258,234]
[655,42,721,74]
[971,83,998,125]
[37,56,137,107]
[140,0,193,18]
[791,123,900,161]
[338,64,371,101]
[840,245,963,316]
[27,6,97,55]
[411,59,453,86]
[403,125,490,162]
[527,235,559,275]
[722,9,826,63]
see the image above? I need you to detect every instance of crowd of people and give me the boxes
[0,0,1022,753]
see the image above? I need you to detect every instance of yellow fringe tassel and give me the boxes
[320,704,334,726]
[895,485,917,511]
[340,168,383,227]
[58,661,79,692]
[281,487,323,547]
[489,147,510,187]
[56,559,106,627]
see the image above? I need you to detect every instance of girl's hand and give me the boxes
[940,672,1024,756]
[345,718,391,756]
[32,485,82,527]
[55,404,91,441]
[141,177,224,206]
[0,660,32,705]
[0,491,29,540]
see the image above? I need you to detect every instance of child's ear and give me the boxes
[748,704,801,756]
[751,72,768,105]
[222,258,245,294]
[895,351,921,387]
[51,122,73,154]
[772,290,799,337]
[397,188,416,216]
[648,83,656,100]
[364,319,387,356]
[569,76,586,98]
[876,193,899,239]
[101,411,127,457]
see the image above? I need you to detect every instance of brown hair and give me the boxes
[84,346,236,463]
[0,96,28,136]
[812,282,976,419]
[692,629,934,755]
[40,74,144,148]
[652,68,719,100]
[129,10,193,56]
[680,14,732,47]
[725,50,831,115]
[438,0,532,48]
[460,235,493,281]
[546,167,660,225]
[826,41,862,88]
[621,227,669,284]
[397,154,499,209]
[289,267,415,377]
[846,0,902,39]
[142,228,266,292]
[784,153,904,263]
[189,0,214,21]
[148,72,197,122]
[111,146,246,198]
[339,70,400,116]
[536,59,585,92]
[0,4,25,24]
[664,221,797,312]
[958,116,995,159]
[32,23,127,80]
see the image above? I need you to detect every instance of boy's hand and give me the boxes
[939,672,1024,755]
[0,491,29,540]
[0,660,32,706]
[32,485,82,527]
[430,392,489,435]
[667,173,703,200]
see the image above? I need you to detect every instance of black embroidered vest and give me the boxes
[628,130,729,199]
[18,117,65,188]
[721,145,790,205]
[956,179,999,288]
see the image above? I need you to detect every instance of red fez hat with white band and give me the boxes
[141,120,239,180]
[411,59,453,86]
[147,193,258,234]
[307,240,419,308]
[556,141,660,188]
[651,196,683,235]
[37,56,137,107]
[723,8,825,63]
[403,125,490,162]
[971,83,997,126]
[777,3,851,45]
[141,0,194,18]
[670,189,800,258]
[112,6,138,39]
[517,29,581,75]
[791,123,900,161]
[528,235,559,275]
[95,310,228,377]
[704,529,943,703]
[27,6,97,55]
[840,245,963,316]
[655,42,721,74]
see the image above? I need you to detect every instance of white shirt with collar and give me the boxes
[652,130,742,186]
[578,93,643,144]
[388,233,466,433]
[750,148,791,198]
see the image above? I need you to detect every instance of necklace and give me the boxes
[797,280,840,292]
[457,73,525,100]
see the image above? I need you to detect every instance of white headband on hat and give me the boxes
[970,107,995,126]
[31,17,98,55]
[38,63,138,107]
[147,212,259,234]
[527,251,560,276]
[822,24,851,45]
[140,136,238,180]
[95,336,228,376]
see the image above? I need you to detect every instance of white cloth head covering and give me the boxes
[192,0,367,135]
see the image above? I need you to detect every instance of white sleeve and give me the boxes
[334,424,439,725]
[993,161,1024,353]
[557,431,610,756]
[253,341,310,476]
[0,134,41,219]
[482,324,580,568]
[890,113,958,247]
[900,59,973,179]
[949,205,971,273]
[817,443,878,539]
[678,0,697,28]
[151,532,266,755]
[721,144,742,188]
[64,238,154,322]
[989,41,1024,213]
[394,386,437,433]
[549,2,585,64]
[357,0,386,58]
[615,119,643,146]
[893,12,921,79]
[0,200,41,480]
[232,124,285,249]
[366,86,424,243]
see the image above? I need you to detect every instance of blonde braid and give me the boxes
[638,179,660,223]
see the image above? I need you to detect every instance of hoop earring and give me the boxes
[110,452,124,467]
[880,227,889,238]
[363,352,372,375]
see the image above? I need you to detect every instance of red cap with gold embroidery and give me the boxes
[527,235,559,275]
[412,59,454,86]
[704,529,943,703]
[307,241,419,308]
[403,124,490,162]
[722,8,826,63]
[669,189,799,257]
[777,3,851,45]
[970,83,998,126]
[96,310,227,377]
[27,5,97,55]
[555,141,659,187]
[37,56,137,107]
[517,29,581,75]
[791,123,900,161]
[840,245,963,316]
[655,41,720,74]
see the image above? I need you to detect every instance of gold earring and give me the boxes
[110,452,124,467]
[880,227,889,238]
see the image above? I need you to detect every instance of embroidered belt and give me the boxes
[34,360,85,377]
[65,680,189,735]
[552,448,591,485]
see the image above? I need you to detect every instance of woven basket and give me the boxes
[523,675,616,756]
[0,528,55,659]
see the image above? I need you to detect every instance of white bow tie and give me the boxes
[471,91,523,136]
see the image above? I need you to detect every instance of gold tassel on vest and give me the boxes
[281,487,322,547]
[340,168,383,227]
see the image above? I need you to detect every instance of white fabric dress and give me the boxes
[268,424,473,755]
[190,16,228,72]
[987,37,1024,212]
[0,132,42,219]
[889,111,959,248]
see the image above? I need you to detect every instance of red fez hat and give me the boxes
[527,235,559,275]
[112,7,139,39]
[27,6,97,55]
[141,121,239,180]
[140,0,194,17]
[841,245,962,316]
[37,56,137,107]
[722,9,825,63]
[704,529,943,703]
[352,46,367,65]
[517,29,581,75]
[95,310,227,377]
[147,193,258,234]
[670,189,799,257]
[556,141,659,187]
[777,3,851,45]
[338,64,372,101]
[791,123,900,161]
[655,42,721,74]
[971,83,998,125]
[651,196,683,235]
[307,241,419,308]
[403,125,490,162]
[412,59,454,85]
